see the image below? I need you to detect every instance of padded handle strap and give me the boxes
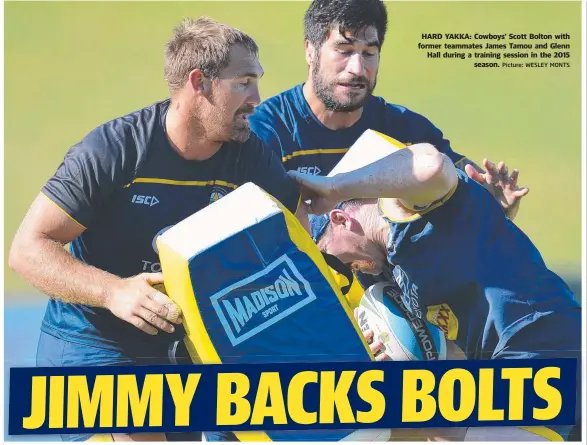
[322,252,354,295]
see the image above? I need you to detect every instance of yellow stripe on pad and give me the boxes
[345,273,369,310]
[156,241,221,365]
[157,183,375,442]
[370,131,407,150]
[266,193,374,360]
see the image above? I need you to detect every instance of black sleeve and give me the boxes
[42,125,136,228]
[242,136,301,214]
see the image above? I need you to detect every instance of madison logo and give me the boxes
[383,284,440,360]
[210,255,317,346]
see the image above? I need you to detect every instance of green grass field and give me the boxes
[4,1,583,294]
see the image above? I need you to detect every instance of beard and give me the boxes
[312,57,376,112]
[228,105,255,143]
[196,99,254,144]
[351,259,382,276]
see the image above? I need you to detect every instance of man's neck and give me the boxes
[165,99,223,161]
[362,203,391,254]
[302,81,363,130]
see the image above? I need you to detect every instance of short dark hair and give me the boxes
[164,17,259,93]
[303,0,388,50]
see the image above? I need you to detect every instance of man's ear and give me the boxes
[305,40,315,66]
[188,69,211,96]
[330,209,351,229]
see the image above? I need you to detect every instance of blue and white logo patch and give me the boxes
[209,186,228,204]
[210,255,317,346]
[393,266,423,319]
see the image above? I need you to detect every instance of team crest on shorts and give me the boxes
[209,186,228,203]
[426,303,459,340]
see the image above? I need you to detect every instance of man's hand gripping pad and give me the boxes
[157,182,385,441]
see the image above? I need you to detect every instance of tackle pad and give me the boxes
[157,182,384,441]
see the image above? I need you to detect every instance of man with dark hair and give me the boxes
[9,16,304,442]
[249,0,527,310]
[302,0,387,114]
[251,0,523,213]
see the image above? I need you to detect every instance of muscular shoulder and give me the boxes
[73,99,169,177]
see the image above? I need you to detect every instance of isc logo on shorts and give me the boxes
[210,255,317,346]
